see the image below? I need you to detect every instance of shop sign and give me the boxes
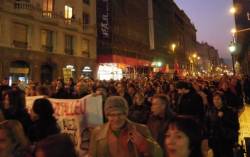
[63,68,72,82]
[10,67,29,74]
[82,66,92,72]
[97,0,111,39]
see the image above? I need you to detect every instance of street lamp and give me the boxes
[189,53,201,75]
[171,43,176,53]
[230,6,236,14]
[228,42,236,75]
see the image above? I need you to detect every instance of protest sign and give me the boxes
[26,95,103,157]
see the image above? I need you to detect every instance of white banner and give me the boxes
[26,95,103,157]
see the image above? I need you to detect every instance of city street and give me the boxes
[0,0,250,157]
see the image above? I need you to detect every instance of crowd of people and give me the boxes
[0,73,249,157]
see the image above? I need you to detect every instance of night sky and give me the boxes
[174,0,234,59]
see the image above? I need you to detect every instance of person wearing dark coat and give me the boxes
[205,92,239,157]
[128,92,150,124]
[51,79,68,99]
[176,81,204,123]
[28,98,60,143]
[219,81,243,113]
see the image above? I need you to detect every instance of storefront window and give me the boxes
[97,63,123,80]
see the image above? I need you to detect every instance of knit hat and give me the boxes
[104,96,129,116]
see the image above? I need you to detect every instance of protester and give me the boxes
[0,77,11,102]
[176,81,204,123]
[205,92,239,157]
[0,120,31,157]
[163,116,203,157]
[128,92,150,124]
[89,96,163,157]
[147,94,175,143]
[116,82,133,107]
[1,90,31,134]
[51,79,68,99]
[34,133,77,157]
[28,98,60,143]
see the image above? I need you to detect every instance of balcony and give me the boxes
[13,40,27,49]
[64,18,82,31]
[41,11,59,24]
[65,49,74,55]
[42,11,57,18]
[14,1,33,15]
[42,45,53,52]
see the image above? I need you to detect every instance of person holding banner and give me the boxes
[28,98,60,143]
[89,96,163,157]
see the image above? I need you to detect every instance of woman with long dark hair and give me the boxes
[163,116,203,157]
[28,98,60,143]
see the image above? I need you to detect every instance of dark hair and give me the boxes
[2,90,26,114]
[163,116,203,157]
[175,81,191,90]
[32,98,54,119]
[35,134,77,157]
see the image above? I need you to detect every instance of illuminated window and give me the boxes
[42,0,54,17]
[65,5,73,19]
[41,29,53,52]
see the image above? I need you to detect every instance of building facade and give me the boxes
[0,0,96,83]
[96,0,198,80]
[96,0,153,80]
[153,0,197,75]
[233,0,250,75]
[196,42,220,75]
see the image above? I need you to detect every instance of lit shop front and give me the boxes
[97,55,151,80]
[97,63,123,80]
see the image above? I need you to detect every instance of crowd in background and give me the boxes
[0,73,250,157]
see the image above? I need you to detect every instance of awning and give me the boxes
[97,54,151,66]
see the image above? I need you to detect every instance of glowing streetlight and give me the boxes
[192,53,197,58]
[229,43,236,53]
[230,6,236,14]
[171,43,176,52]
[231,28,236,34]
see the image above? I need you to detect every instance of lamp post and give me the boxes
[229,5,250,75]
[170,43,178,73]
[228,42,236,75]
[188,53,200,76]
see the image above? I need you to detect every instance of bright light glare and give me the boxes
[229,45,236,53]
[231,28,236,34]
[230,7,236,14]
[171,43,176,52]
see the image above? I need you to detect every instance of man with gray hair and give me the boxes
[89,96,163,157]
